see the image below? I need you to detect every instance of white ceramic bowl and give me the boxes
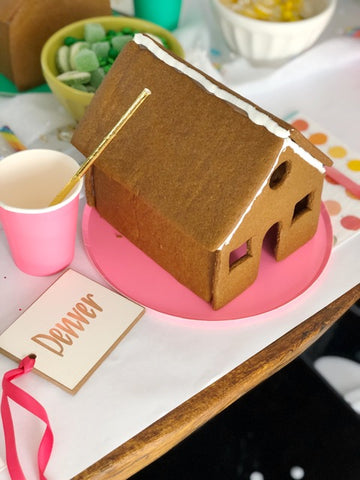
[212,0,337,64]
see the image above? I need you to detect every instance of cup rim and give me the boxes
[0,149,83,214]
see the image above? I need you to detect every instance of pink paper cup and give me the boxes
[0,149,83,276]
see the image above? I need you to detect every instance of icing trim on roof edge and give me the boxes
[134,34,325,174]
[134,33,289,139]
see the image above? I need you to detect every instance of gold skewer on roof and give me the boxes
[49,88,151,206]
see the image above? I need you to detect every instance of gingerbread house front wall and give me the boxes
[212,146,324,309]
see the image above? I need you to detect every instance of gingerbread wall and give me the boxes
[91,165,216,302]
[212,147,324,309]
[0,0,112,90]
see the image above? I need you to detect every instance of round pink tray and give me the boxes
[82,204,332,321]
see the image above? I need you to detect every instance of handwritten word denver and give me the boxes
[31,294,103,357]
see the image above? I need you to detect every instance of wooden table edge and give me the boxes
[73,284,360,479]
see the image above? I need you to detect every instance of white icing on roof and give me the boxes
[287,138,325,173]
[134,34,325,174]
[133,34,326,249]
[134,33,289,138]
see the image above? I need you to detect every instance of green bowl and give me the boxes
[41,16,184,121]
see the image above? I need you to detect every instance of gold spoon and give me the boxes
[49,87,151,206]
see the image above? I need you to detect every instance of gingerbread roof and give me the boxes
[72,34,331,252]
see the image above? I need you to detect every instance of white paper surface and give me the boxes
[0,0,359,478]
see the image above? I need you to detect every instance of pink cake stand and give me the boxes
[82,204,333,321]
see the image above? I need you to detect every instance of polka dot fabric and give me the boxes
[290,113,360,246]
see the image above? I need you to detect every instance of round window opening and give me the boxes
[270,161,290,189]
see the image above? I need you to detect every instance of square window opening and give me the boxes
[292,193,313,222]
[229,240,252,271]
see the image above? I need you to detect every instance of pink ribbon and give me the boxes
[1,355,53,479]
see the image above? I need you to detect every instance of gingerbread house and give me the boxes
[0,0,111,90]
[72,34,332,309]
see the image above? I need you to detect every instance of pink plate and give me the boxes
[82,204,333,320]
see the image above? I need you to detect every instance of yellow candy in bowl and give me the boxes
[41,16,184,121]
[212,0,337,65]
